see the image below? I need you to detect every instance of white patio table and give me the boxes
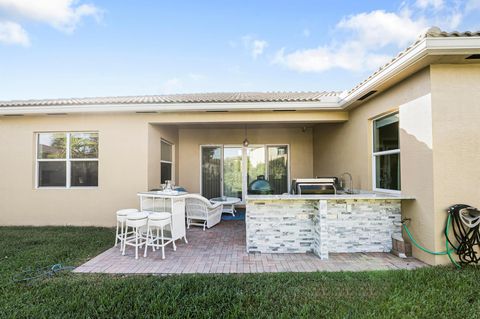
[137,191,189,243]
[210,197,241,216]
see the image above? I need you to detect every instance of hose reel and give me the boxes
[402,204,480,268]
[446,204,480,266]
[457,205,480,228]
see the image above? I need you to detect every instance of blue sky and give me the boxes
[0,0,479,100]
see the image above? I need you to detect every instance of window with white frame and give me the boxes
[160,139,173,184]
[373,113,400,192]
[37,132,99,188]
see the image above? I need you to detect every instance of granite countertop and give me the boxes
[246,190,414,200]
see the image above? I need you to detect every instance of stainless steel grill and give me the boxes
[290,178,338,195]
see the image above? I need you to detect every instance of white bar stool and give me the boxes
[122,211,149,260]
[144,212,176,259]
[115,208,139,248]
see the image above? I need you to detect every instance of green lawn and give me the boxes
[1,227,480,318]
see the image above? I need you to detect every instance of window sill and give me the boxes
[372,188,401,195]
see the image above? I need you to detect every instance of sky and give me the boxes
[0,0,479,100]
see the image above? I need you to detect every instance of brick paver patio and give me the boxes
[74,220,426,274]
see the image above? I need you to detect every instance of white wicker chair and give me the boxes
[185,194,223,230]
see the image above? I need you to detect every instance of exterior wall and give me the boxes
[313,67,431,189]
[398,89,435,264]
[313,67,436,264]
[246,198,401,257]
[430,64,480,264]
[313,65,480,265]
[0,113,150,226]
[178,127,314,194]
[0,111,339,226]
[147,124,179,190]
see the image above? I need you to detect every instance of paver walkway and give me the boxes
[74,220,426,274]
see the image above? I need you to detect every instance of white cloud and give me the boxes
[447,11,463,29]
[416,0,444,10]
[273,42,392,73]
[0,20,29,46]
[0,0,101,46]
[242,35,268,59]
[412,0,463,29]
[337,10,428,48]
[0,0,101,33]
[273,10,427,73]
[252,40,268,58]
[272,0,480,74]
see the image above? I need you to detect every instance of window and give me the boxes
[37,132,98,188]
[160,140,174,184]
[373,113,400,192]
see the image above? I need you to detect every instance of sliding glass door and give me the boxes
[267,146,288,194]
[201,146,221,199]
[223,146,243,199]
[201,145,289,200]
[246,146,265,195]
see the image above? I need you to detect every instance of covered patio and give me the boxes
[78,113,424,272]
[74,219,426,274]
[148,121,325,201]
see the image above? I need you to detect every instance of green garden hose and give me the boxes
[12,263,75,283]
[445,214,461,268]
[402,215,461,268]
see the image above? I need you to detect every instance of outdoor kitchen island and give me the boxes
[245,192,414,259]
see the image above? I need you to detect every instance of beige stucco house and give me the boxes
[1,28,479,265]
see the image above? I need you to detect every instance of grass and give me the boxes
[1,227,480,318]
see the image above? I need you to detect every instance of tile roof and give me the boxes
[424,27,480,38]
[1,27,478,110]
[0,91,341,108]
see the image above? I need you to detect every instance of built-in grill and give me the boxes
[290,177,338,195]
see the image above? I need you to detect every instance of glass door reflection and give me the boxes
[267,146,288,194]
[246,146,266,195]
[201,146,221,199]
[223,146,243,199]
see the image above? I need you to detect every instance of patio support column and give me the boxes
[313,200,329,259]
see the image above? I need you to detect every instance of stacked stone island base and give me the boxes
[246,196,404,260]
